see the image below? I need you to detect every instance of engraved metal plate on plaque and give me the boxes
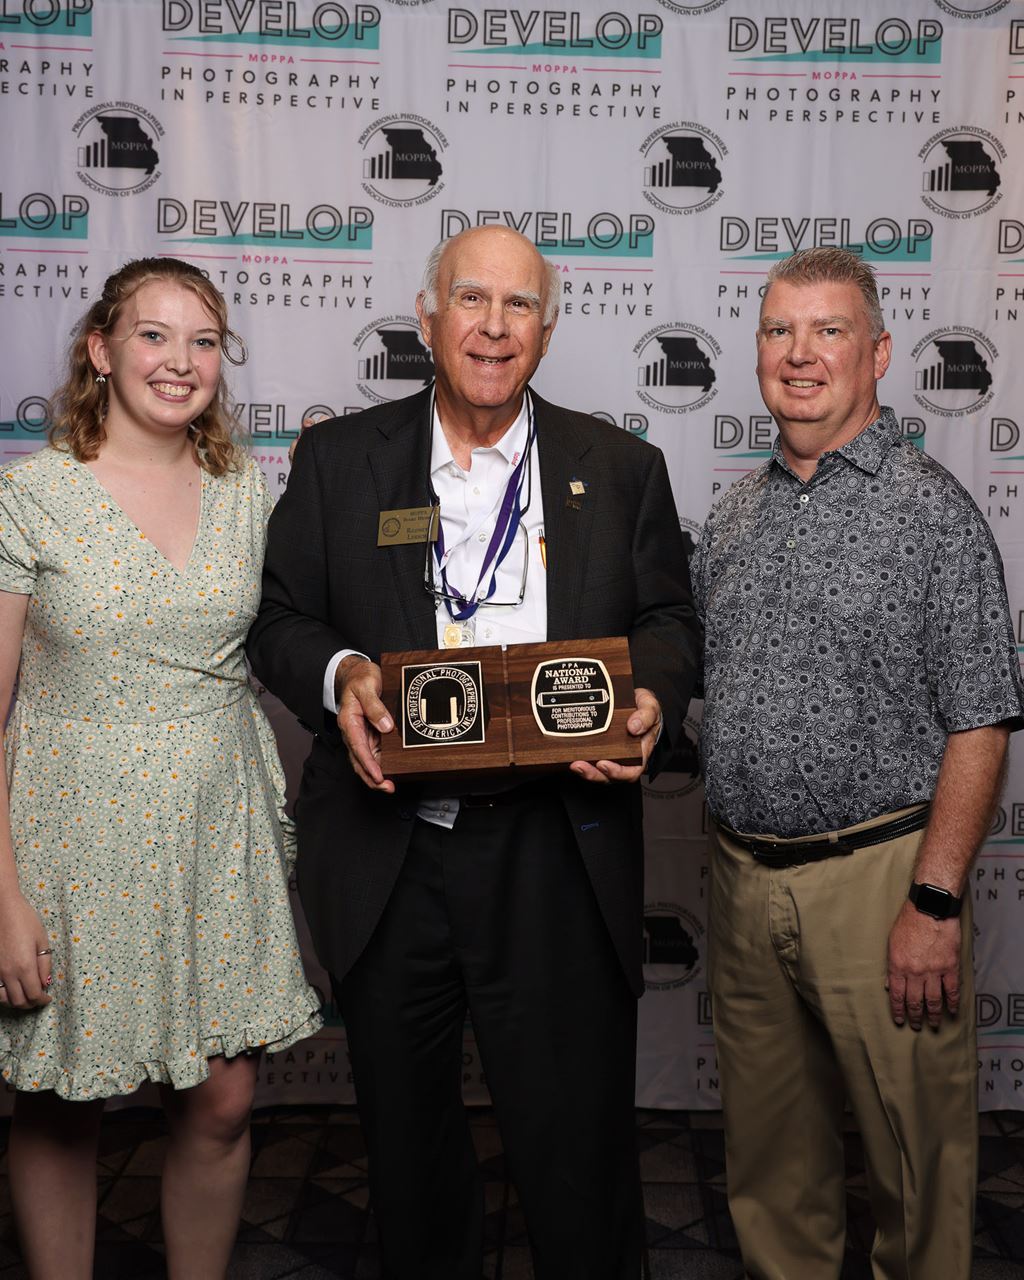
[530,657,614,738]
[401,661,486,749]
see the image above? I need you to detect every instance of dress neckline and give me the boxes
[72,454,206,577]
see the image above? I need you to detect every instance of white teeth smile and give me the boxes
[152,383,191,398]
[473,356,507,364]
[786,380,820,387]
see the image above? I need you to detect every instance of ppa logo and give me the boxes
[73,102,163,197]
[359,114,446,207]
[641,122,725,217]
[354,315,433,404]
[402,662,483,747]
[642,902,704,991]
[919,127,1004,219]
[912,326,997,417]
[634,323,719,414]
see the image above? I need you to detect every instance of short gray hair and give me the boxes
[419,229,562,327]
[763,247,884,339]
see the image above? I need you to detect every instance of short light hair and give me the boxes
[763,247,884,340]
[419,229,562,327]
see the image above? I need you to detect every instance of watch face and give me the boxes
[911,882,961,919]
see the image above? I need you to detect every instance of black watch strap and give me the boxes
[909,881,963,920]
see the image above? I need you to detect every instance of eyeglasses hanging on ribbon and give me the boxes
[422,394,536,617]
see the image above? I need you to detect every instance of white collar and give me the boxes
[429,393,532,477]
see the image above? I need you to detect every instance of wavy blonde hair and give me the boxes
[48,257,247,476]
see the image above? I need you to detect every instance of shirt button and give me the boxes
[786,539,795,548]
[477,532,487,543]
[441,803,450,812]
[483,627,493,640]
[799,494,810,503]
[473,486,481,496]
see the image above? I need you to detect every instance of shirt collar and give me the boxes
[770,405,901,481]
[430,393,532,478]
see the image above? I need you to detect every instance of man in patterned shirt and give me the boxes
[690,246,1024,1280]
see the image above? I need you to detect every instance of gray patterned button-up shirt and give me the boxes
[691,407,1024,836]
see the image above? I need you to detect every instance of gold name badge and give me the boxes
[377,505,440,547]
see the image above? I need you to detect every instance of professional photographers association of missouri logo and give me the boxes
[919,126,1005,219]
[912,326,998,417]
[72,101,164,197]
[634,322,720,413]
[359,114,447,207]
[641,122,726,216]
[353,315,434,405]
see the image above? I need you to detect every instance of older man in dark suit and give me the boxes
[248,226,698,1280]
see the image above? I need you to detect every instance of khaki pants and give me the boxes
[708,810,977,1280]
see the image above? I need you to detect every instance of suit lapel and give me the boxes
[366,388,438,649]
[534,392,595,642]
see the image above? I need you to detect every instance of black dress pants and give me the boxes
[336,784,643,1280]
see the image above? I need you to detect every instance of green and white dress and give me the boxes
[0,447,321,1100]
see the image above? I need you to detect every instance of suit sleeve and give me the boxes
[627,446,702,772]
[246,427,348,737]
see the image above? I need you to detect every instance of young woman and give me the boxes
[0,258,321,1279]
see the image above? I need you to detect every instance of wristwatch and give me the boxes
[908,881,963,920]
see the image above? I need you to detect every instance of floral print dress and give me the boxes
[0,447,321,1100]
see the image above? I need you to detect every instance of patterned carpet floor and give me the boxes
[1,1106,1022,1278]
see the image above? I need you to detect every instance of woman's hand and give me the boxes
[0,890,53,1010]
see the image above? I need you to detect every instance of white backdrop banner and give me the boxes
[1,0,1023,1112]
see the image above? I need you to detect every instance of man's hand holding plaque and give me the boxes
[569,685,662,785]
[334,653,395,794]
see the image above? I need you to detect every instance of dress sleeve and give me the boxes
[0,473,38,595]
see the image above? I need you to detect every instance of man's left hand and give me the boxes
[570,686,662,785]
[886,900,961,1030]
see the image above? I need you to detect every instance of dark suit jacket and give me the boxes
[247,387,699,996]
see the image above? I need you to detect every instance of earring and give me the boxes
[95,373,107,385]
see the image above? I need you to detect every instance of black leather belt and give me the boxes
[718,805,930,869]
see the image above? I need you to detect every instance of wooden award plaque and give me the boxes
[378,636,641,781]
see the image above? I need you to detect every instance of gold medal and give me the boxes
[443,623,464,648]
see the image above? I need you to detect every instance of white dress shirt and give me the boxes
[323,393,547,827]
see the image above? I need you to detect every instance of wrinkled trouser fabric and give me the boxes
[709,809,977,1280]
